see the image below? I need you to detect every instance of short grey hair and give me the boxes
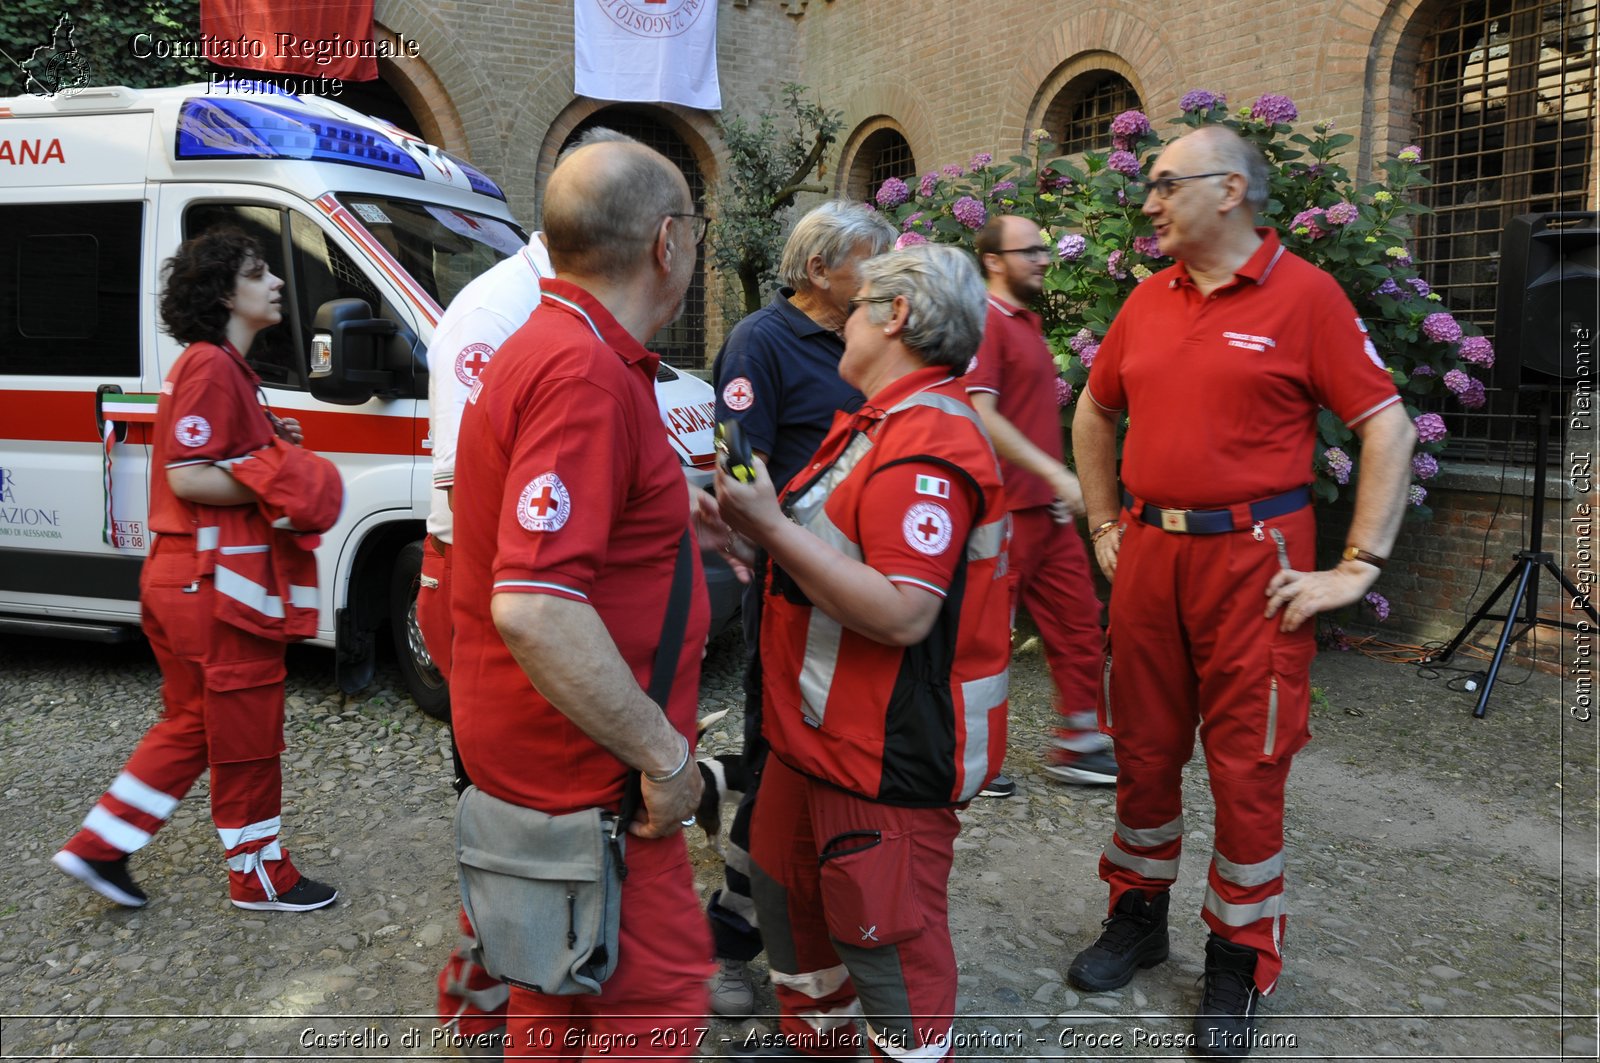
[858,244,986,371]
[1193,126,1271,214]
[778,200,896,290]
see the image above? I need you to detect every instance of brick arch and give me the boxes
[1001,8,1182,151]
[1361,0,1443,175]
[831,84,937,193]
[370,19,469,153]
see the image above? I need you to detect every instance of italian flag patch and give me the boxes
[915,474,950,499]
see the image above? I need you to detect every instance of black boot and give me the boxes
[1193,933,1261,1060]
[1067,890,1169,991]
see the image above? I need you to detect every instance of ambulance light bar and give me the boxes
[440,150,505,201]
[176,94,423,178]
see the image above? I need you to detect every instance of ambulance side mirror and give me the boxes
[308,298,399,405]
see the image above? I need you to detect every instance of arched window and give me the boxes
[1415,0,1596,335]
[562,109,708,369]
[845,126,916,204]
[1046,72,1142,155]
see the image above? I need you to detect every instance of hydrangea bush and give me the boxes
[875,92,1493,522]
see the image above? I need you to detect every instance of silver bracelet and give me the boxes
[644,735,691,783]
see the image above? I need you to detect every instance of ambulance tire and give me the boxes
[391,539,451,721]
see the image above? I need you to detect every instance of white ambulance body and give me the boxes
[0,82,728,709]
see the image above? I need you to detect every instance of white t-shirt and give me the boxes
[426,234,555,542]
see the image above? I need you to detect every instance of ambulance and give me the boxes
[0,81,732,717]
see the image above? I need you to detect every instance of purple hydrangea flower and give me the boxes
[1458,377,1487,409]
[1408,484,1429,506]
[919,172,938,197]
[1107,150,1141,178]
[1363,591,1391,622]
[1180,89,1224,113]
[1069,328,1097,354]
[952,195,986,230]
[1412,453,1439,480]
[968,152,993,171]
[1415,413,1448,443]
[1422,312,1462,344]
[1250,93,1299,124]
[1107,249,1128,279]
[1057,233,1087,261]
[875,176,910,209]
[1109,110,1152,149]
[1080,343,1100,368]
[1373,278,1406,299]
[902,210,926,232]
[1291,207,1329,239]
[942,163,965,179]
[1444,368,1473,394]
[1056,377,1074,407]
[1407,276,1432,298]
[1411,364,1435,376]
[1132,235,1164,258]
[1325,201,1359,225]
[1324,447,1353,485]
[990,180,1018,200]
[1458,335,1495,367]
[893,231,928,250]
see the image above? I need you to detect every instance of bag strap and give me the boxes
[612,529,695,867]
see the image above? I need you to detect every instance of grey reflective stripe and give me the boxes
[1213,849,1285,888]
[798,611,844,726]
[1116,814,1184,849]
[789,433,874,526]
[966,518,1005,561]
[289,584,318,609]
[956,671,1008,801]
[1203,886,1286,927]
[225,840,283,870]
[196,526,220,551]
[1104,844,1180,881]
[219,544,269,555]
[108,771,179,819]
[809,509,863,561]
[888,387,980,428]
[215,565,285,619]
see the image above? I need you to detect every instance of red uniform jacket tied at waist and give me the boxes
[198,438,345,642]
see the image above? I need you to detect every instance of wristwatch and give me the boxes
[1341,545,1386,569]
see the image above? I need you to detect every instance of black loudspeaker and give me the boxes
[1494,212,1599,383]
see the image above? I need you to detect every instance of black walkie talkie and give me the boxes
[715,421,756,483]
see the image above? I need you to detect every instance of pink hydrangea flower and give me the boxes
[1109,110,1152,149]
[1408,484,1429,505]
[1412,453,1439,480]
[1107,249,1128,279]
[1325,202,1359,225]
[902,211,926,232]
[1324,447,1353,485]
[1363,591,1391,621]
[1179,89,1224,113]
[968,152,993,171]
[1414,413,1448,443]
[1080,343,1100,368]
[952,195,986,230]
[1422,312,1462,344]
[875,177,910,209]
[942,163,965,179]
[893,231,928,250]
[1055,377,1074,407]
[1398,145,1423,162]
[990,180,1018,200]
[1250,94,1299,124]
[1069,328,1097,354]
[1458,335,1494,367]
[1107,150,1141,178]
[1132,235,1164,259]
[1057,233,1087,261]
[1458,377,1487,409]
[1291,207,1330,239]
[919,172,938,197]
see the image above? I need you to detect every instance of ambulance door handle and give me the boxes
[96,384,128,445]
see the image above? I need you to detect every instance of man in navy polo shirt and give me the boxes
[706,199,894,1016]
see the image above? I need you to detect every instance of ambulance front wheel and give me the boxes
[391,539,450,721]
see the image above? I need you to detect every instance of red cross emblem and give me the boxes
[455,342,494,386]
[518,472,571,532]
[175,414,211,448]
[917,516,941,541]
[722,376,754,412]
[902,501,952,556]
[526,484,557,518]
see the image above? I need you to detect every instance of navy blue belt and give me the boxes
[1123,486,1311,535]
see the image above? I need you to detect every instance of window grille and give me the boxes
[1058,74,1141,155]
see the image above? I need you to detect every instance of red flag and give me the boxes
[200,0,378,82]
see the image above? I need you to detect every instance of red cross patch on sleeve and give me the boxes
[517,472,572,532]
[175,414,212,448]
[455,342,495,386]
[903,501,953,556]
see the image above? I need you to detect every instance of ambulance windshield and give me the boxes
[334,194,528,311]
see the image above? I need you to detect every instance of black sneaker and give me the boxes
[1193,933,1261,1060]
[978,773,1016,798]
[52,850,148,908]
[1067,890,1169,991]
[232,876,338,912]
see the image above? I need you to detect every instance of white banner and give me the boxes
[574,0,721,111]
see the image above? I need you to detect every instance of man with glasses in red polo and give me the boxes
[1070,125,1414,1059]
[966,214,1116,796]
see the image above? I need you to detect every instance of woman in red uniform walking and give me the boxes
[54,227,340,912]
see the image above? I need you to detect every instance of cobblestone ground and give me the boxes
[0,622,1594,1062]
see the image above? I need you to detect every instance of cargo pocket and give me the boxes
[818,829,924,949]
[1262,641,1314,763]
[203,655,288,764]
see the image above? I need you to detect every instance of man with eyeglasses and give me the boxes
[1070,125,1415,1059]
[967,214,1116,797]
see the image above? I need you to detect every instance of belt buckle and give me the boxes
[1159,508,1190,533]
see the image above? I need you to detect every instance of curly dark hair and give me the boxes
[158,227,265,346]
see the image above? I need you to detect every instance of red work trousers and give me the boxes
[1096,506,1317,994]
[1010,506,1102,720]
[751,755,959,1062]
[61,540,301,903]
[503,831,712,1060]
[417,534,453,680]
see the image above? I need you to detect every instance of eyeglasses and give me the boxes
[997,245,1051,261]
[666,212,708,246]
[1136,172,1232,200]
[848,295,895,314]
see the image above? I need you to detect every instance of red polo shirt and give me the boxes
[150,341,275,536]
[1087,229,1400,509]
[965,295,1061,510]
[449,279,709,815]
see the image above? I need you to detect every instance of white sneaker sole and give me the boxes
[231,890,338,912]
[52,850,147,908]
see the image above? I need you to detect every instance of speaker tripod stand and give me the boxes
[1424,387,1597,718]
